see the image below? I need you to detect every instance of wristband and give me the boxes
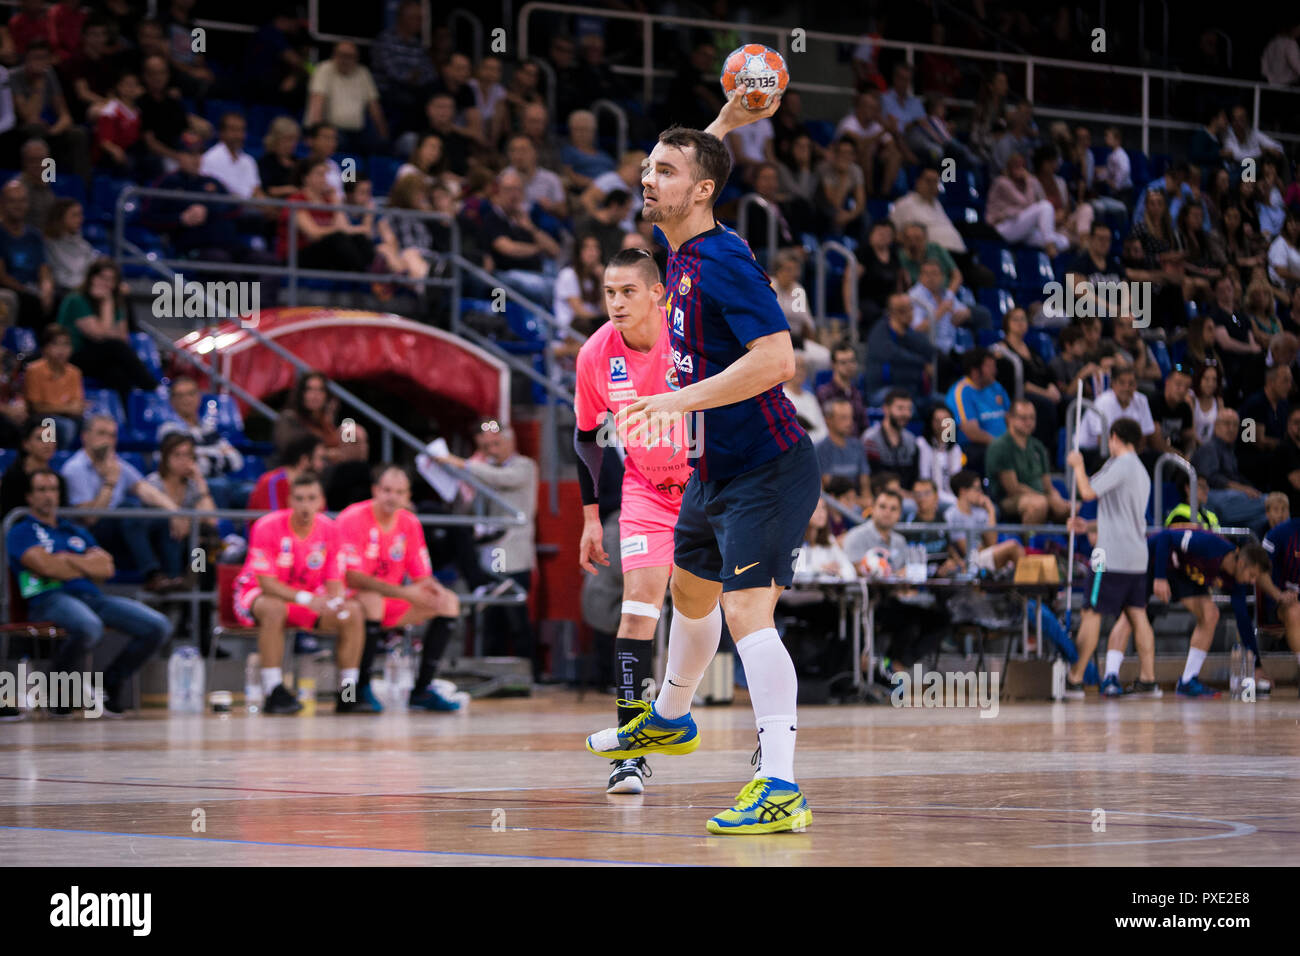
[295,590,313,606]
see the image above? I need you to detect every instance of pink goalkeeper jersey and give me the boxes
[337,500,433,585]
[236,510,344,594]
[574,315,695,505]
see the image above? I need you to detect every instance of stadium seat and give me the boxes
[370,155,403,195]
[976,329,1002,348]
[1025,328,1057,364]
[120,451,149,475]
[805,119,835,148]
[1150,338,1172,377]
[0,448,15,473]
[1016,249,1057,290]
[84,388,126,428]
[130,332,164,382]
[201,393,245,439]
[954,327,975,351]
[973,240,1017,285]
[976,287,1016,322]
[50,172,87,206]
[2,325,37,358]
[90,176,133,224]
[50,450,71,471]
[126,387,179,445]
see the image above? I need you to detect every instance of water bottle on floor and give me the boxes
[245,652,263,714]
[384,648,404,707]
[1051,658,1067,701]
[168,646,205,713]
[297,656,317,716]
[1229,643,1242,698]
[1237,643,1254,699]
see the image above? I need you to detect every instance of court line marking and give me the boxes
[0,825,698,866]
[464,824,718,840]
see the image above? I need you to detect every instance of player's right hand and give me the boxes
[578,520,609,575]
[1152,578,1170,603]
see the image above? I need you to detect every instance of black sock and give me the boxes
[615,638,653,727]
[416,617,453,691]
[359,620,384,690]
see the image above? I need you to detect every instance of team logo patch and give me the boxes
[389,535,406,560]
[672,307,684,335]
[678,275,691,296]
[665,366,680,391]
[306,547,325,570]
[609,356,628,382]
[621,534,649,558]
[68,536,85,552]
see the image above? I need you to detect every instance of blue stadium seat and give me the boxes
[50,450,71,471]
[973,240,1017,285]
[866,199,892,222]
[130,332,163,382]
[812,368,833,391]
[1025,328,1057,364]
[976,329,1002,348]
[0,448,15,473]
[805,120,835,148]
[84,388,126,427]
[371,155,403,195]
[120,452,149,476]
[976,287,1016,322]
[1151,338,1172,377]
[90,176,133,223]
[234,454,265,481]
[2,325,37,358]
[954,327,975,351]
[50,172,86,206]
[201,393,245,438]
[127,387,178,445]
[1017,249,1057,288]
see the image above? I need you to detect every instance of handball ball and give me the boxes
[858,548,893,579]
[720,44,789,111]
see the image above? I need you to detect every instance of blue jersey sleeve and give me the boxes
[5,520,37,574]
[69,522,98,551]
[699,241,789,347]
[1229,584,1258,659]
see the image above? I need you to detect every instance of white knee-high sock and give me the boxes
[735,627,798,784]
[1181,647,1208,683]
[655,602,723,719]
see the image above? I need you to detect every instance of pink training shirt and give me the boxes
[337,500,433,585]
[236,509,344,594]
[574,313,696,505]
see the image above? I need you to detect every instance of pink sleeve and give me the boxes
[324,522,343,582]
[404,513,433,580]
[573,345,606,432]
[336,511,362,569]
[246,516,275,575]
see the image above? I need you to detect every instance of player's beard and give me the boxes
[642,193,690,224]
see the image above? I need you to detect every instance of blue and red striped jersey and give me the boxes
[655,222,806,482]
[1150,528,1257,650]
[1263,519,1300,592]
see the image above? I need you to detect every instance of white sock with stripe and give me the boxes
[735,627,797,784]
[654,602,723,720]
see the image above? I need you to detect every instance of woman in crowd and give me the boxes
[396,132,459,199]
[777,132,820,209]
[277,158,384,275]
[273,370,343,461]
[42,199,96,296]
[1174,202,1222,301]
[258,116,303,199]
[1032,145,1093,248]
[846,219,904,334]
[917,402,963,509]
[771,249,828,376]
[553,233,605,341]
[144,432,216,582]
[0,416,65,515]
[1213,203,1267,284]
[1191,361,1222,447]
[1243,276,1284,346]
[56,258,158,403]
[993,307,1059,448]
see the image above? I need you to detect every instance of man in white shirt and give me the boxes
[783,351,828,444]
[199,113,263,200]
[1261,24,1300,86]
[1078,365,1155,463]
[304,40,388,152]
[1224,105,1284,162]
[505,134,567,218]
[727,117,773,185]
[880,63,925,163]
[890,165,966,253]
[1094,126,1132,193]
[582,150,645,232]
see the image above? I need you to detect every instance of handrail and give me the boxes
[991,342,1025,400]
[814,240,859,348]
[449,251,586,354]
[1152,453,1197,531]
[589,98,629,160]
[0,504,526,627]
[448,7,483,61]
[735,193,777,272]
[1063,397,1105,466]
[518,2,1300,148]
[533,57,559,128]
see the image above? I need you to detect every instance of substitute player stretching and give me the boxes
[584,94,821,834]
[233,471,365,714]
[1261,518,1300,695]
[338,465,463,713]
[575,247,707,794]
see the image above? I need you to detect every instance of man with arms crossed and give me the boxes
[584,93,822,834]
[575,247,706,794]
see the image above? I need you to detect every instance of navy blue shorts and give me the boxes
[673,434,821,591]
[1085,570,1148,615]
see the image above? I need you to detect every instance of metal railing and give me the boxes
[991,342,1025,400]
[590,99,629,160]
[1063,397,1105,465]
[0,504,528,634]
[735,194,778,270]
[518,2,1300,152]
[1153,453,1197,530]
[815,240,859,348]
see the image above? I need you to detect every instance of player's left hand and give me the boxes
[578,519,609,574]
[614,391,693,445]
[1065,450,1084,471]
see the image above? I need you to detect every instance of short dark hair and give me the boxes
[1238,542,1271,573]
[605,247,661,288]
[283,432,323,467]
[40,323,69,348]
[913,478,937,494]
[831,339,855,362]
[882,388,911,407]
[870,471,900,496]
[1111,364,1137,384]
[825,476,855,497]
[964,347,992,373]
[291,470,322,490]
[370,462,410,486]
[950,469,982,496]
[874,488,902,507]
[1109,418,1142,448]
[656,126,731,207]
[1059,325,1084,349]
[26,467,58,490]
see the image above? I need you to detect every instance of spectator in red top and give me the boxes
[47,0,85,63]
[92,70,142,172]
[246,432,327,512]
[8,0,52,59]
[276,157,379,274]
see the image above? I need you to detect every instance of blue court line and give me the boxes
[0,825,698,866]
[465,824,713,840]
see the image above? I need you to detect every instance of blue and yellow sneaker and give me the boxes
[706,777,812,835]
[585,699,699,759]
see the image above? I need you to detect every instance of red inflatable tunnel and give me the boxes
[173,307,511,423]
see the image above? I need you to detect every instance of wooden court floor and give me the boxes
[2,689,1298,866]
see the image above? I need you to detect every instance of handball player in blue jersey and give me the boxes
[583,93,821,834]
[1261,518,1300,695]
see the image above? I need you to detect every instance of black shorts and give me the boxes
[1085,570,1148,615]
[1165,570,1209,602]
[673,434,821,592]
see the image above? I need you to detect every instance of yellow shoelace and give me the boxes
[616,698,653,733]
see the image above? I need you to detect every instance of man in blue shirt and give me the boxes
[6,469,171,716]
[946,347,1010,474]
[583,93,820,835]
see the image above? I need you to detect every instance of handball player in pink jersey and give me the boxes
[233,471,366,714]
[573,247,721,794]
[337,465,463,713]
